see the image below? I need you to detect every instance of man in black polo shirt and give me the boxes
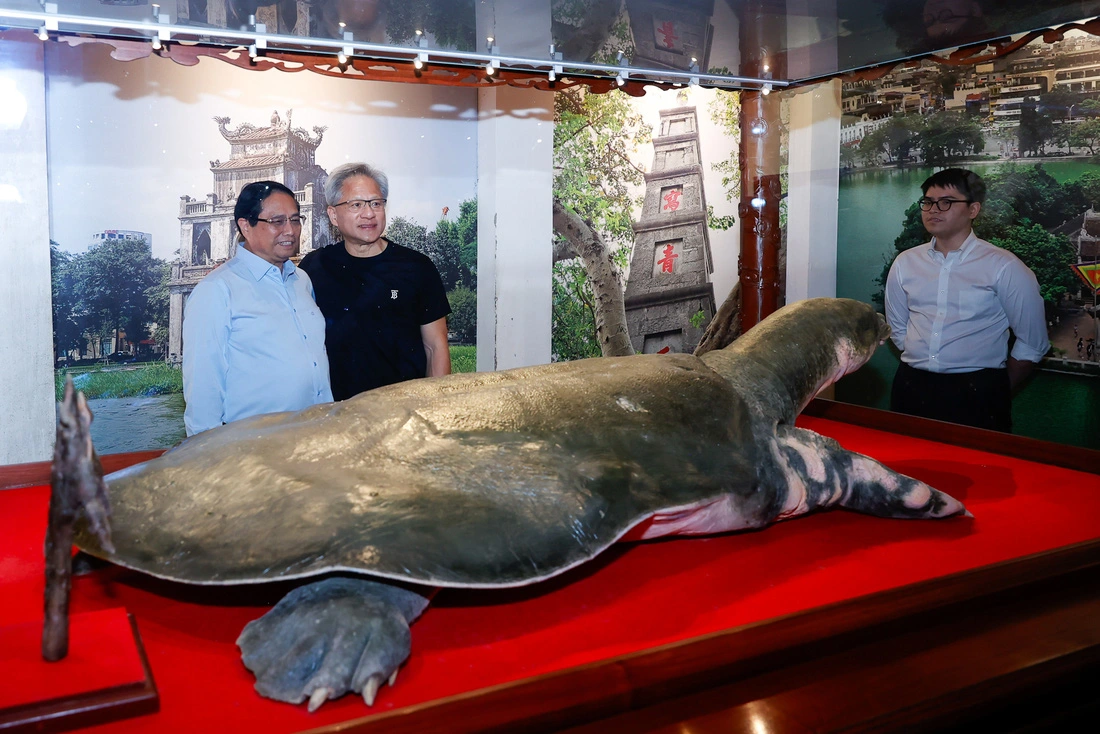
[300,163,452,400]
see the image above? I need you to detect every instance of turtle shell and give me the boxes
[75,353,762,588]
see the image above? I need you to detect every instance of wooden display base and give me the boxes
[0,608,158,733]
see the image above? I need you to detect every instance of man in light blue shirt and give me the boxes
[183,181,332,436]
[885,168,1048,432]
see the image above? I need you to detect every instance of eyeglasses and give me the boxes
[255,215,305,227]
[918,197,971,212]
[332,198,387,213]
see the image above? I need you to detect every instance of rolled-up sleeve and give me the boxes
[183,280,231,435]
[998,257,1049,363]
[884,256,909,352]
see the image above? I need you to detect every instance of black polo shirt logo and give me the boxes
[391,289,399,299]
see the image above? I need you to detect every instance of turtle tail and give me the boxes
[700,298,888,427]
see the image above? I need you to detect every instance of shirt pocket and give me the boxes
[958,286,996,321]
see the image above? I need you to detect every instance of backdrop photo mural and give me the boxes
[550,82,752,363]
[46,41,478,453]
[835,29,1100,449]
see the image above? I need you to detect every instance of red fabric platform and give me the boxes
[1,417,1097,733]
[0,608,147,709]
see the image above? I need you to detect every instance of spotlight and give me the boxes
[152,36,161,51]
[763,62,770,72]
[338,52,348,65]
[248,43,258,59]
[615,74,624,87]
[762,83,772,95]
[37,25,48,41]
[339,21,346,29]
[414,51,428,70]
[548,69,555,82]
[485,61,495,76]
[415,29,423,37]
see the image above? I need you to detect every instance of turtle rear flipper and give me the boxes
[771,425,967,520]
[238,578,431,710]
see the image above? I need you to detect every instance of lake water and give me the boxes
[88,393,186,454]
[836,160,1099,449]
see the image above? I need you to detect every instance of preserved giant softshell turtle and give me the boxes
[53,298,966,710]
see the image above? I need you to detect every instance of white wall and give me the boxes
[0,32,56,465]
[476,86,554,371]
[786,78,841,302]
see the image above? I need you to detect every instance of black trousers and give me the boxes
[891,361,1012,433]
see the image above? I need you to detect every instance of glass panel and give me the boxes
[1,1,1099,87]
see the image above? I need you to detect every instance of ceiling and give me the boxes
[1,1,1098,90]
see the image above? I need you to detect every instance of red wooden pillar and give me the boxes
[738,2,784,333]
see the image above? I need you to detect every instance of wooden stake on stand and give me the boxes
[43,378,114,661]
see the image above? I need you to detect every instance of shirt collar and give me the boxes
[927,230,978,262]
[236,244,297,282]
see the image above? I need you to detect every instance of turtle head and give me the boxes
[828,300,890,381]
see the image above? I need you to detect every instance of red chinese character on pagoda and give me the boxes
[662,188,682,212]
[657,244,679,274]
[656,20,678,49]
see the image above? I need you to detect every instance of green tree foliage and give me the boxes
[916,111,984,167]
[932,69,961,100]
[1068,118,1100,156]
[1079,99,1100,117]
[1038,89,1083,121]
[860,115,922,165]
[455,199,478,282]
[146,260,172,351]
[1075,170,1100,209]
[68,236,164,354]
[552,86,650,357]
[388,213,474,292]
[446,284,477,344]
[707,90,741,230]
[993,222,1077,304]
[554,86,649,247]
[50,241,85,360]
[1017,105,1054,158]
[552,260,602,361]
[978,164,1087,234]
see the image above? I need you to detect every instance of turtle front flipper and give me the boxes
[768,426,967,521]
[238,578,431,710]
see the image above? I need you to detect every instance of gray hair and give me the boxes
[324,162,390,206]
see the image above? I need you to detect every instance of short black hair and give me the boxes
[234,181,298,236]
[921,168,986,204]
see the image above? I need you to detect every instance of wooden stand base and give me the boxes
[0,608,157,732]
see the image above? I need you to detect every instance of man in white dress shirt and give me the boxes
[884,168,1048,432]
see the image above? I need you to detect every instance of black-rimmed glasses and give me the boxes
[918,197,971,212]
[332,199,387,213]
[256,215,305,227]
